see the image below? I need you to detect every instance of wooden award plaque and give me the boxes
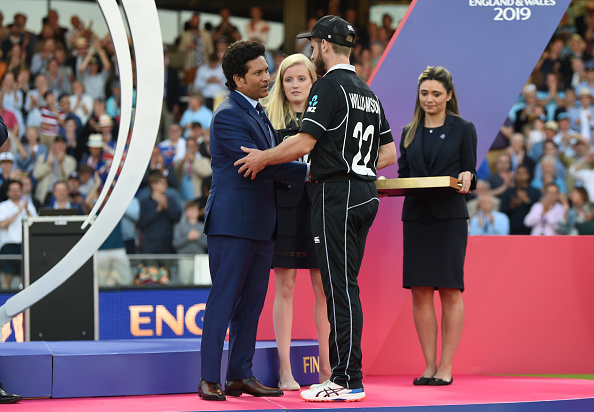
[375,176,462,196]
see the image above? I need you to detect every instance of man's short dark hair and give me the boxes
[7,179,23,190]
[148,170,165,186]
[222,40,266,91]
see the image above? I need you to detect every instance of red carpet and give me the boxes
[3,375,594,411]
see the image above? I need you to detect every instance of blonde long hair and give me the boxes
[263,54,316,130]
[403,66,459,148]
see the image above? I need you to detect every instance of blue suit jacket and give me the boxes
[398,115,477,220]
[204,91,307,240]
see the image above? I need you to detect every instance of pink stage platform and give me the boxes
[3,375,594,411]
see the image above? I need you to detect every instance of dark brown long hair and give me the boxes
[403,66,459,148]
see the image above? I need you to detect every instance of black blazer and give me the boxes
[398,115,477,220]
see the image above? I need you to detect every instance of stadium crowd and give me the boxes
[0,3,593,289]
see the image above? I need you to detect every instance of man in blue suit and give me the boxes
[198,41,308,401]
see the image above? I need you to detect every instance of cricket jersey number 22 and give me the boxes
[351,122,376,177]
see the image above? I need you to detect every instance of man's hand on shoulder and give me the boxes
[235,146,267,180]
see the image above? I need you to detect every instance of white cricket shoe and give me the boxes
[300,380,365,402]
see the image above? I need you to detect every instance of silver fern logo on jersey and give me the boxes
[307,95,318,113]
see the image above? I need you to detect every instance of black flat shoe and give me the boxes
[428,376,453,386]
[413,376,432,385]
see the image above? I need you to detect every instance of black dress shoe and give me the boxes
[225,376,283,397]
[0,383,22,404]
[413,376,432,386]
[198,379,226,401]
[428,376,453,386]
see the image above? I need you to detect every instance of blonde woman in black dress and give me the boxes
[398,66,477,386]
[263,54,331,390]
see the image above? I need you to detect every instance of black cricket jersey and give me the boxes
[299,64,393,182]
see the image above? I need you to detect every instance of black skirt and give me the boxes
[402,207,467,291]
[272,186,319,269]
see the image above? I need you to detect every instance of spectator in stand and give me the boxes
[68,37,91,80]
[139,170,182,254]
[79,47,111,102]
[69,80,94,125]
[245,6,270,47]
[25,73,53,129]
[140,146,179,192]
[501,164,542,234]
[532,154,567,194]
[77,164,95,196]
[121,196,140,254]
[553,113,579,155]
[159,123,186,167]
[178,13,214,80]
[569,150,594,200]
[60,117,78,159]
[354,48,374,83]
[212,8,242,44]
[46,180,81,213]
[576,59,594,97]
[1,21,29,63]
[466,180,500,219]
[5,44,28,78]
[0,152,18,201]
[555,88,579,127]
[30,38,55,77]
[97,114,117,151]
[296,17,317,59]
[39,90,65,147]
[32,135,76,204]
[176,135,212,203]
[0,179,37,289]
[193,52,227,111]
[533,139,567,182]
[42,10,67,47]
[523,183,565,235]
[180,92,213,138]
[80,133,113,185]
[45,57,71,95]
[538,36,569,90]
[468,194,510,235]
[58,93,82,132]
[575,87,594,141]
[20,174,41,213]
[105,81,123,120]
[15,126,48,174]
[529,120,561,162]
[559,187,594,235]
[86,188,132,286]
[488,152,514,198]
[173,200,208,284]
[507,132,535,175]
[1,72,25,139]
[515,84,543,133]
[537,72,564,120]
[345,8,370,50]
[562,137,593,193]
[381,13,396,40]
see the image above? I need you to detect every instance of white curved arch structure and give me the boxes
[0,0,164,327]
[82,0,134,229]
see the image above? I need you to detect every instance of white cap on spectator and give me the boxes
[0,152,15,163]
[87,134,104,148]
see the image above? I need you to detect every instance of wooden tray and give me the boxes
[375,176,462,196]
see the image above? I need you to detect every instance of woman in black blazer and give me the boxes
[398,66,477,386]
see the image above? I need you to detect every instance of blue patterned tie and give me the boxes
[256,102,274,146]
